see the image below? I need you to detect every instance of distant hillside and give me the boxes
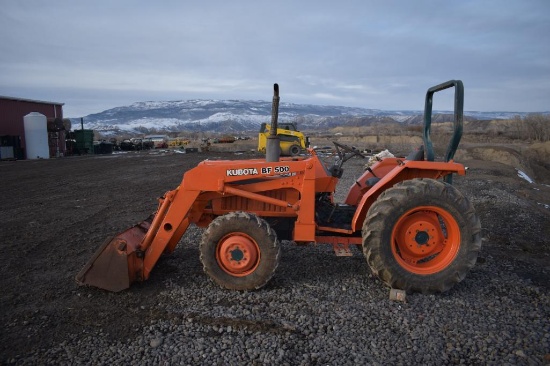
[72,99,532,135]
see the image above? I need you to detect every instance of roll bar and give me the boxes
[423,80,464,163]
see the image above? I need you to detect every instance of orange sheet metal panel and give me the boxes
[212,188,299,216]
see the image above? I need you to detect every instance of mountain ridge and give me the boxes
[73,99,538,135]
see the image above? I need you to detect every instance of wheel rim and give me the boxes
[391,206,460,275]
[216,232,260,277]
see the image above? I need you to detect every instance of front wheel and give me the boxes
[362,178,481,293]
[200,212,280,290]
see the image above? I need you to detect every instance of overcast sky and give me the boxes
[1,1,549,117]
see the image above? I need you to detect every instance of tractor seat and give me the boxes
[366,177,381,187]
[363,145,424,188]
[406,145,424,161]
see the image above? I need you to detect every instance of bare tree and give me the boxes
[523,114,550,142]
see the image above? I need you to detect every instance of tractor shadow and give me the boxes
[269,240,371,289]
[155,236,371,292]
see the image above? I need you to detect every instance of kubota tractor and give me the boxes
[76,80,481,294]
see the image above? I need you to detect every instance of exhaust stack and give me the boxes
[266,83,280,162]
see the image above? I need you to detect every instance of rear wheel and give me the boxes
[289,144,301,156]
[362,178,481,293]
[200,212,280,290]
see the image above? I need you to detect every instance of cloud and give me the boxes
[1,0,549,116]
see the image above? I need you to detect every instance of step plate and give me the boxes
[332,243,353,257]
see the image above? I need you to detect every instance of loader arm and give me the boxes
[140,187,201,277]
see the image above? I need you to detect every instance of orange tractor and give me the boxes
[77,81,481,294]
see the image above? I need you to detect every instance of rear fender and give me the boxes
[350,160,465,232]
[344,158,401,206]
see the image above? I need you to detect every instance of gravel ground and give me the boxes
[1,149,549,365]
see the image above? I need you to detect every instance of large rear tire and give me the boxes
[200,212,280,290]
[362,178,481,293]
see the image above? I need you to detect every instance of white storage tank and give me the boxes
[23,112,49,159]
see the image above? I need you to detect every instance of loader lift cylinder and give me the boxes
[266,83,280,162]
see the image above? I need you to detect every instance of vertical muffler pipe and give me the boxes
[266,83,280,162]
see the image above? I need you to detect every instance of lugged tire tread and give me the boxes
[362,178,482,293]
[200,212,280,290]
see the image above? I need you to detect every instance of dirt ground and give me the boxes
[0,143,549,361]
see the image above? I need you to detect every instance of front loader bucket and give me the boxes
[75,217,152,292]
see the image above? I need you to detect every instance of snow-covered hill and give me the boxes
[72,99,534,135]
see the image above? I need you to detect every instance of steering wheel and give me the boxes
[327,142,366,178]
[333,141,366,160]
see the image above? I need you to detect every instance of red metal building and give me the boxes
[0,96,66,159]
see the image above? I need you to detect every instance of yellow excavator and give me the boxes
[258,122,309,156]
